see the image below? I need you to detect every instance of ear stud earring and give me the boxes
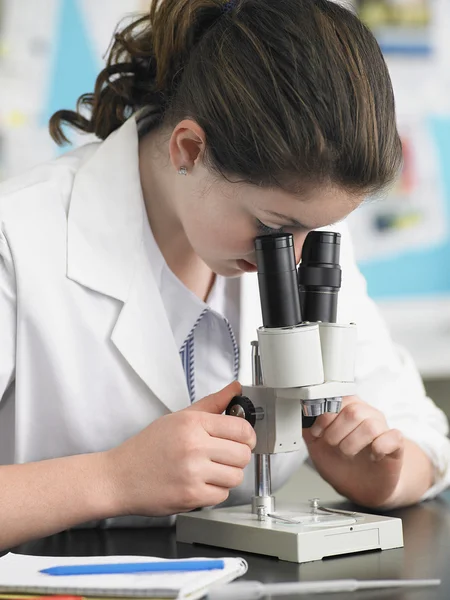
[178,166,188,176]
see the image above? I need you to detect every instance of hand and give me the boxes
[105,381,256,517]
[302,396,404,508]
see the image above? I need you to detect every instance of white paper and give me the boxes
[0,553,248,600]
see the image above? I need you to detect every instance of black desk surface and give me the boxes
[9,492,450,600]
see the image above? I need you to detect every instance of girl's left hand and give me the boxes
[302,396,404,508]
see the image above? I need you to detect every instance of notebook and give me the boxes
[0,553,248,600]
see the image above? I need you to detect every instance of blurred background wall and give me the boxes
[0,0,448,414]
[349,0,450,413]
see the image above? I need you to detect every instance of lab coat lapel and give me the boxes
[67,117,190,413]
[110,242,190,413]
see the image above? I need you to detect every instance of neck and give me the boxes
[138,129,215,302]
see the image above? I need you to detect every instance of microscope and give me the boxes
[176,231,403,563]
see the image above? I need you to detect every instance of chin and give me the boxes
[208,262,243,278]
[227,270,244,279]
[217,266,243,278]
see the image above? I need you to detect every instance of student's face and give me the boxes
[176,169,363,277]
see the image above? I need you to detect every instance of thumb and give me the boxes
[302,427,320,447]
[186,381,242,414]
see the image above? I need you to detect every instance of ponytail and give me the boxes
[49,0,402,197]
[49,1,227,143]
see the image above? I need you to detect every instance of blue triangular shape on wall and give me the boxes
[43,0,98,137]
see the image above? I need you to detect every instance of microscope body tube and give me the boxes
[257,325,324,389]
[255,234,301,328]
[298,231,344,416]
[254,231,353,422]
[298,231,342,324]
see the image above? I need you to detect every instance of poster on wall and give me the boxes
[347,113,450,300]
[355,0,433,55]
[348,117,447,264]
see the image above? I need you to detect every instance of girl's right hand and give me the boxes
[104,381,256,517]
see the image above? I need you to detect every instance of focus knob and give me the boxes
[226,395,256,428]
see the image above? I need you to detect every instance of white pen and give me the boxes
[207,578,441,599]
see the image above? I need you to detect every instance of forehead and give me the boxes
[247,183,363,229]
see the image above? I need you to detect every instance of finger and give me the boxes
[341,395,361,407]
[338,418,388,457]
[204,462,245,489]
[308,397,366,439]
[187,381,242,414]
[371,429,404,462]
[203,413,256,449]
[209,438,252,468]
[181,485,230,511]
[319,401,384,447]
[202,485,230,507]
[308,412,339,439]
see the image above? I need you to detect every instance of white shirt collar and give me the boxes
[142,211,236,349]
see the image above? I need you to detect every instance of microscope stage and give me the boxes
[176,503,403,563]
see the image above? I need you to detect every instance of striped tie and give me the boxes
[179,309,208,403]
[179,311,240,403]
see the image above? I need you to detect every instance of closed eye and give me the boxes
[256,219,284,235]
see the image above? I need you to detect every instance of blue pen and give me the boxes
[40,560,225,576]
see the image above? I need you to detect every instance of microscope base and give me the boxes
[176,503,403,563]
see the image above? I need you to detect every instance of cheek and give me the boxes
[188,211,255,257]
[184,217,250,259]
[205,225,254,257]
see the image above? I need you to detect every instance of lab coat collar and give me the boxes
[67,116,143,302]
[67,117,190,413]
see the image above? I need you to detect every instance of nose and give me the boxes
[293,232,308,264]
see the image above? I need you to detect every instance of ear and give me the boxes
[168,119,206,175]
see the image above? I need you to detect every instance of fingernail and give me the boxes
[310,426,323,438]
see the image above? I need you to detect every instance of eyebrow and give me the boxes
[265,210,311,230]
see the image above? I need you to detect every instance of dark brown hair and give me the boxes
[49,0,402,194]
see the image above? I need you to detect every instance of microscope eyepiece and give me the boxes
[298,231,342,323]
[255,233,301,329]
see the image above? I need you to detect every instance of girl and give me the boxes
[0,0,448,550]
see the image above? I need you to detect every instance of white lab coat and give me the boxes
[0,117,449,524]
